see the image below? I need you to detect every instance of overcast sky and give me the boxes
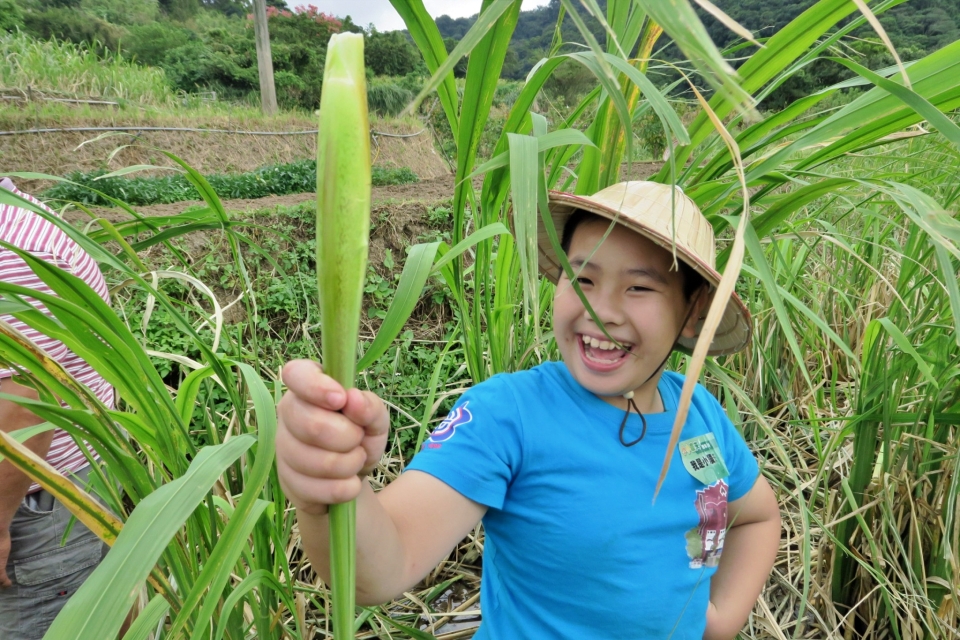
[290,1,551,32]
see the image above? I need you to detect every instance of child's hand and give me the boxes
[275,360,390,516]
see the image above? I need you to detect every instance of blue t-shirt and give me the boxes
[406,361,759,639]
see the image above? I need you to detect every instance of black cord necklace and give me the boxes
[616,291,703,448]
[618,390,647,447]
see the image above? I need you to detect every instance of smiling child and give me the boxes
[275,181,781,639]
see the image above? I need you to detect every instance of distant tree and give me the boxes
[435,14,472,40]
[32,0,84,7]
[442,36,468,77]
[123,21,196,65]
[22,7,126,51]
[339,15,363,34]
[365,29,419,77]
[81,0,159,25]
[0,0,24,32]
[266,0,290,9]
[201,0,244,18]
[159,0,199,20]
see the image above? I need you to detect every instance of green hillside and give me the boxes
[0,0,421,111]
[434,0,959,106]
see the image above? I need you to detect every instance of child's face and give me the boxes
[553,217,705,406]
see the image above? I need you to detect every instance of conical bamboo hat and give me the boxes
[539,181,751,355]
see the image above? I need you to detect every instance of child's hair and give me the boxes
[559,209,707,301]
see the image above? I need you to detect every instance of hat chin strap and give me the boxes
[617,288,704,447]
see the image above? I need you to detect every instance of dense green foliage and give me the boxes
[0,30,173,103]
[365,29,421,77]
[435,0,960,107]
[125,8,357,109]
[3,0,419,110]
[42,160,417,206]
[0,0,24,32]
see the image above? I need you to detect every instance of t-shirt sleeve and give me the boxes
[405,375,523,510]
[698,385,759,502]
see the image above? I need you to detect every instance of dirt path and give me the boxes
[65,174,456,224]
[64,160,664,224]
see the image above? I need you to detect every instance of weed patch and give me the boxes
[41,160,418,206]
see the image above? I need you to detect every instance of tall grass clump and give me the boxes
[368,78,414,117]
[0,31,173,104]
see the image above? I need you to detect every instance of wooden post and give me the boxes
[252,0,278,115]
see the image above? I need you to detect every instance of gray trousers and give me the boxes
[0,465,109,640]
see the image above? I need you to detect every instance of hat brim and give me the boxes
[539,191,752,356]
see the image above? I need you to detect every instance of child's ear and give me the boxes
[680,287,712,339]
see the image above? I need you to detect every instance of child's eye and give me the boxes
[575,277,593,286]
[629,285,651,292]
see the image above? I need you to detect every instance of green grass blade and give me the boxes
[451,0,522,247]
[828,56,960,150]
[121,594,170,640]
[44,436,255,640]
[357,242,441,371]
[636,0,753,113]
[403,0,517,115]
[934,244,960,348]
[431,223,511,273]
[212,567,298,640]
[876,317,938,388]
[467,129,595,181]
[741,223,812,388]
[170,361,279,639]
[175,366,218,426]
[508,132,541,339]
[184,501,272,640]
[415,337,459,452]
[389,0,460,137]
[664,0,859,172]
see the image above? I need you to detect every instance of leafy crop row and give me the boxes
[42,160,418,206]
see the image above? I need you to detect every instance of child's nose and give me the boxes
[584,289,625,325]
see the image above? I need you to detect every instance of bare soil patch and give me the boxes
[2,113,449,193]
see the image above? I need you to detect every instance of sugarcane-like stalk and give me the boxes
[316,32,370,639]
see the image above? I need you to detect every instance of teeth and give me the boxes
[582,335,627,351]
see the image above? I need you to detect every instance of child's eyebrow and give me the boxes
[569,258,669,285]
[625,267,669,284]
[568,258,596,271]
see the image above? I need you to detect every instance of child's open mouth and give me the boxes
[578,334,633,371]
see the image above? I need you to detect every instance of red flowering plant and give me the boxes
[247,6,293,20]
[294,4,342,31]
[246,4,340,31]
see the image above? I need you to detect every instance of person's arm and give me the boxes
[276,360,486,605]
[0,378,48,588]
[703,475,781,640]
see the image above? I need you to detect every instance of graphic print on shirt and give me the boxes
[686,480,728,568]
[424,402,472,449]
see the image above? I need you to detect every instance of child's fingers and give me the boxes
[277,392,364,453]
[281,360,346,410]
[341,387,390,437]
[276,424,368,479]
[276,459,363,512]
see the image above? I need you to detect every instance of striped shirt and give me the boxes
[0,178,114,493]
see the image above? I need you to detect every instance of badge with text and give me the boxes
[679,433,729,485]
